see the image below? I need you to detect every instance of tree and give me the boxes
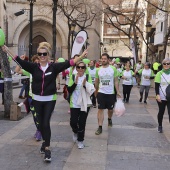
[0,47,13,118]
[57,0,102,58]
[52,0,58,59]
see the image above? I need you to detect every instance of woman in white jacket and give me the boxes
[67,61,94,149]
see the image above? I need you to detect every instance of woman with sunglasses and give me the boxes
[137,62,155,104]
[3,42,88,162]
[67,61,94,149]
[155,58,170,133]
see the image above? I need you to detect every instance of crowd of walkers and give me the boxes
[1,43,170,163]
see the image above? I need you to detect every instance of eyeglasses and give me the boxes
[163,63,170,65]
[37,52,48,56]
[76,66,86,69]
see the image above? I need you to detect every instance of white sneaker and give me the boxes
[73,133,77,142]
[77,141,84,149]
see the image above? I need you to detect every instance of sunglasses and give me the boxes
[163,63,170,65]
[76,66,86,69]
[37,52,48,56]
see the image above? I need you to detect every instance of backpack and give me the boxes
[72,74,89,82]
[161,74,170,101]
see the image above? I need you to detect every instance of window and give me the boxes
[110,40,119,44]
[107,16,118,23]
[107,28,118,34]
[152,14,156,19]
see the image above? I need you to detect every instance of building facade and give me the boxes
[2,0,101,65]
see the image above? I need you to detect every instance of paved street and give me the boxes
[0,85,170,170]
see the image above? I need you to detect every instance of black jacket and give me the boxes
[15,56,71,96]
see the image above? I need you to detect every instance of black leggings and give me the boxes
[157,100,170,126]
[70,107,90,142]
[32,100,56,147]
[122,85,133,101]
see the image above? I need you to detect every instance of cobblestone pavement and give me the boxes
[0,85,170,170]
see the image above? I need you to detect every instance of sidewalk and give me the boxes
[0,86,170,170]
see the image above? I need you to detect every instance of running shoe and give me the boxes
[77,141,84,149]
[108,119,112,127]
[44,149,51,162]
[93,105,96,108]
[36,131,42,141]
[139,98,142,102]
[34,130,38,138]
[95,127,102,135]
[158,126,163,133]
[73,133,77,143]
[40,142,45,154]
[144,101,147,104]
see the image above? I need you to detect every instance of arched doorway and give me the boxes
[32,35,46,55]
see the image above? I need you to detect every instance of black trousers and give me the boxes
[70,107,90,142]
[32,100,56,147]
[122,85,133,101]
[157,100,170,126]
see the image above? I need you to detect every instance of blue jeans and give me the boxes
[19,84,29,96]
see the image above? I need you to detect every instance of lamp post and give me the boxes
[27,0,36,61]
[146,21,152,62]
[100,42,103,56]
[70,20,76,49]
[14,0,36,61]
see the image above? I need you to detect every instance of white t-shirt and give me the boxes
[141,69,152,86]
[41,63,49,72]
[135,63,142,71]
[71,74,85,108]
[88,67,96,84]
[159,73,170,100]
[122,70,133,85]
[96,65,117,94]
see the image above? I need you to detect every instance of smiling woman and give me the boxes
[2,42,88,163]
[155,58,170,134]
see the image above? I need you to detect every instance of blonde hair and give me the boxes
[37,42,52,57]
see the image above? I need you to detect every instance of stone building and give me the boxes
[1,0,101,63]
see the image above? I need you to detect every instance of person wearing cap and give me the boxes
[153,61,161,74]
[137,62,155,104]
[116,62,123,83]
[135,60,143,86]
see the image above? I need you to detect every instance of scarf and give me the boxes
[163,69,170,75]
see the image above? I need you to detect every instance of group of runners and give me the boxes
[2,43,170,163]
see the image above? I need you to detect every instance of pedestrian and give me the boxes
[3,42,88,162]
[18,54,29,99]
[121,64,135,103]
[137,62,155,104]
[95,53,121,135]
[134,60,143,86]
[88,60,97,108]
[155,58,170,133]
[15,55,42,141]
[153,61,161,74]
[67,61,94,149]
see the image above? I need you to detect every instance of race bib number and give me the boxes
[101,80,110,86]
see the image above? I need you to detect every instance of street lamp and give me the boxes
[14,0,36,61]
[27,0,36,61]
[70,20,76,49]
[146,21,152,62]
